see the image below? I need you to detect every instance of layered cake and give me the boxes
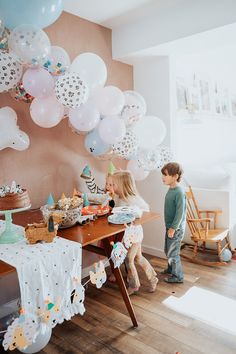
[0,182,31,210]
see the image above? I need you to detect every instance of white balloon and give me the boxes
[69,102,100,132]
[92,86,125,116]
[98,116,126,144]
[71,52,107,92]
[0,107,30,150]
[19,326,52,353]
[127,159,149,181]
[132,116,166,150]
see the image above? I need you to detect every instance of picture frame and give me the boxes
[176,77,188,110]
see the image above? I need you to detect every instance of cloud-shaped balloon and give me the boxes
[0,107,30,150]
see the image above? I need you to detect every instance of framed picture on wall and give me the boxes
[213,82,221,114]
[231,94,236,117]
[221,88,230,117]
[199,79,210,111]
[176,77,188,110]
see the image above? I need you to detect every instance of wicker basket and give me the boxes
[40,204,83,229]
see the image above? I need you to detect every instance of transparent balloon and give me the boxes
[8,24,51,65]
[44,46,71,76]
[137,148,162,171]
[127,159,149,181]
[131,116,166,150]
[121,90,147,127]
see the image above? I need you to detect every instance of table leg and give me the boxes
[102,236,138,328]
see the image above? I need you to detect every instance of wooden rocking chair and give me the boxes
[182,185,233,266]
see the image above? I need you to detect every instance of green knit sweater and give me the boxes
[164,186,186,230]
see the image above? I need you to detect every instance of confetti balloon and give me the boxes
[8,24,51,65]
[0,52,23,92]
[112,130,138,159]
[55,72,89,108]
[10,81,34,103]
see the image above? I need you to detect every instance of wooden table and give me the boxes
[0,209,159,328]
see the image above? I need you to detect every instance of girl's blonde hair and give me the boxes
[112,170,137,201]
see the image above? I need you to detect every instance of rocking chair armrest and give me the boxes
[199,210,222,215]
[188,218,212,223]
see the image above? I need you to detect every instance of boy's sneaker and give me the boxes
[164,275,184,283]
[148,277,159,293]
[160,268,172,275]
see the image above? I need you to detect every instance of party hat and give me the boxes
[83,193,90,207]
[60,192,66,199]
[47,193,55,206]
[80,165,92,179]
[73,188,78,197]
[108,161,116,175]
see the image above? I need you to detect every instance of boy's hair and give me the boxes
[161,162,183,182]
[112,171,137,200]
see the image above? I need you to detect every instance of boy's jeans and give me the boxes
[164,229,184,280]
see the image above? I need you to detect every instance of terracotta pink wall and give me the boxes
[0,12,133,208]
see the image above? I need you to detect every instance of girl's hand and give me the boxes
[74,190,82,197]
[167,228,175,238]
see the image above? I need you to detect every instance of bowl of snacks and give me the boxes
[41,195,83,229]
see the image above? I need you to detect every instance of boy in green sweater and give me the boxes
[161,162,186,283]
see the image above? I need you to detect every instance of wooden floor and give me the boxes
[10,256,236,354]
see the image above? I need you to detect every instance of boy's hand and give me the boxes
[168,228,175,238]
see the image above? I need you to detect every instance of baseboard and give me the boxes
[142,244,166,259]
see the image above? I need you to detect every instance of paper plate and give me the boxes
[108,213,135,225]
[82,205,110,216]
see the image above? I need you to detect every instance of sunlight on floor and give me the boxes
[163,286,236,336]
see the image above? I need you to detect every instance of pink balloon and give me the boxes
[30,95,64,128]
[127,160,149,181]
[69,102,100,132]
[23,67,54,98]
[98,116,126,144]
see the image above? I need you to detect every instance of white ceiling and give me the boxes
[64,0,156,28]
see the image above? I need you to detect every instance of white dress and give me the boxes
[113,194,150,212]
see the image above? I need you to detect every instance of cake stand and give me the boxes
[0,205,31,244]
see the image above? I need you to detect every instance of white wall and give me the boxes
[175,44,236,168]
[112,0,236,60]
[133,57,172,257]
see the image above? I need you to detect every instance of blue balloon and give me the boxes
[85,129,110,156]
[221,249,232,262]
[0,0,63,29]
